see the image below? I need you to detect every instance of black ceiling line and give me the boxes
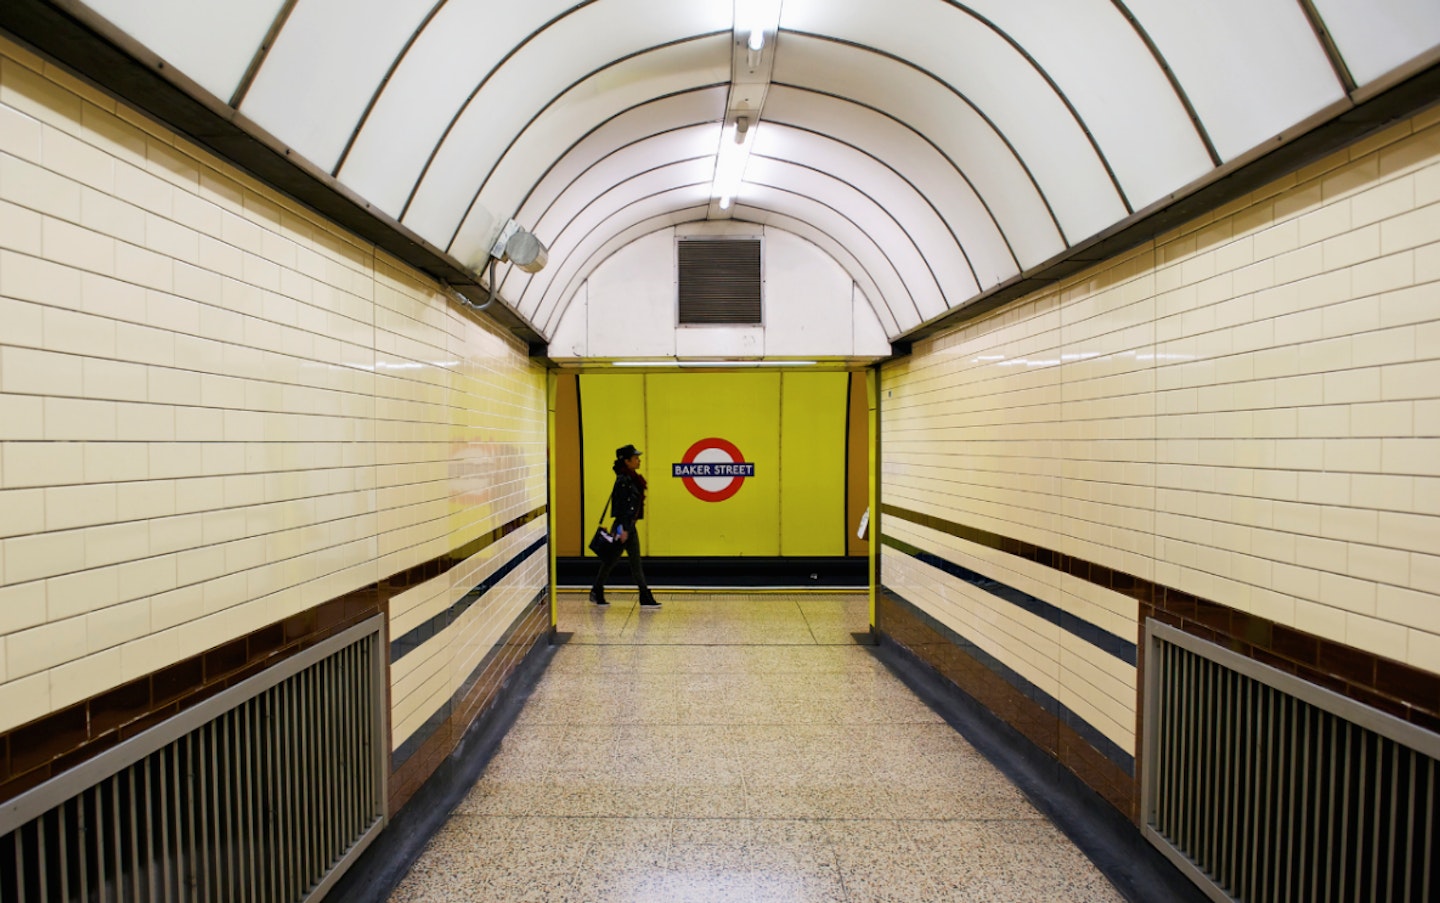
[444,31,732,254]
[759,117,983,294]
[540,198,902,341]
[526,146,937,324]
[740,178,927,327]
[1294,0,1358,95]
[892,60,1440,350]
[780,30,1069,249]
[518,120,721,238]
[769,80,1022,275]
[501,155,716,306]
[1108,0,1222,167]
[0,0,546,347]
[331,0,453,177]
[530,168,912,337]
[731,206,902,338]
[398,0,609,221]
[508,85,729,236]
[228,0,301,109]
[536,199,713,332]
[944,1,1133,215]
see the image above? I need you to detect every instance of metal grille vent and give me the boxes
[677,238,762,324]
[1143,620,1439,903]
[0,619,387,903]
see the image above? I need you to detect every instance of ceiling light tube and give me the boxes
[711,117,756,208]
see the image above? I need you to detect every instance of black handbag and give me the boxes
[587,496,623,562]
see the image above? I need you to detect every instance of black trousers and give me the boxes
[594,526,649,591]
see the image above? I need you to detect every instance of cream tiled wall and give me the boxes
[0,39,549,739]
[881,106,1440,759]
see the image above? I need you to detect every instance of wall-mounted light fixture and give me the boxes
[443,219,549,312]
[446,218,549,312]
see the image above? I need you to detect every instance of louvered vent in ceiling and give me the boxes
[677,238,762,325]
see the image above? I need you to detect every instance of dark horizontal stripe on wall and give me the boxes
[391,535,548,662]
[0,586,383,804]
[883,504,1440,734]
[557,556,868,588]
[380,507,547,596]
[885,587,1134,776]
[393,587,550,770]
[882,505,1158,603]
[882,535,1137,666]
[0,505,548,807]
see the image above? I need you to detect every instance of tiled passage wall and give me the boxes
[879,106,1440,819]
[0,38,550,808]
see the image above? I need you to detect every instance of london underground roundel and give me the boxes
[672,437,755,502]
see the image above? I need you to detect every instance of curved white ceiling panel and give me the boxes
[45,0,1438,350]
[1125,0,1345,162]
[773,34,1064,271]
[1313,0,1440,87]
[84,0,287,101]
[240,0,434,173]
[780,0,1125,245]
[761,86,1016,291]
[515,89,727,230]
[745,157,942,323]
[739,183,922,332]
[502,156,717,317]
[530,189,715,331]
[402,0,732,249]
[751,126,979,312]
[334,0,581,217]
[448,34,732,271]
[523,126,721,258]
[738,210,898,337]
[958,0,1217,212]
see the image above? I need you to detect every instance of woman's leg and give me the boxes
[626,529,659,606]
[590,547,618,605]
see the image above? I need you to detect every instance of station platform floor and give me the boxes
[382,591,1123,902]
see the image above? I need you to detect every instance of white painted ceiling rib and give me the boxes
[60,0,1440,350]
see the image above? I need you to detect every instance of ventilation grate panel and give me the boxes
[0,618,386,903]
[1144,620,1439,903]
[677,238,762,324]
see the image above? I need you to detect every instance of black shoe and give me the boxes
[589,587,608,606]
[639,593,661,608]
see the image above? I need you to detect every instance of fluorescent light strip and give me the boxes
[611,360,817,368]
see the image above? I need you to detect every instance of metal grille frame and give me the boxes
[1142,618,1439,903]
[0,617,388,903]
[676,236,764,326]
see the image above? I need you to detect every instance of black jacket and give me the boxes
[610,470,645,531]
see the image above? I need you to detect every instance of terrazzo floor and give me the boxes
[387,591,1123,902]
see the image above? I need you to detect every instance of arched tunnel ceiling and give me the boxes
[6,0,1439,352]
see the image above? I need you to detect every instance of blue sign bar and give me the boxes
[673,462,755,478]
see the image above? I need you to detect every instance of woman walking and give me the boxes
[591,444,661,608]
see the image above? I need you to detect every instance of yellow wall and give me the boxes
[576,371,853,556]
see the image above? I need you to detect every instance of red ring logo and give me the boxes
[674,437,754,502]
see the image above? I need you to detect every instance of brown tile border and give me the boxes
[877,591,1138,820]
[386,596,550,814]
[0,586,381,804]
[883,504,1440,732]
[0,507,548,806]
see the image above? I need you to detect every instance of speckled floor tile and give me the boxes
[385,592,1121,902]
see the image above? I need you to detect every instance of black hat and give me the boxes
[615,444,641,459]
